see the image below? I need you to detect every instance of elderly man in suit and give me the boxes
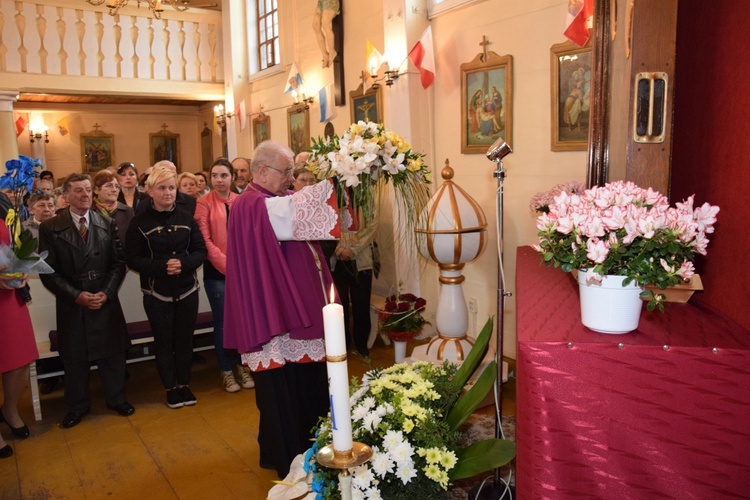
[39,173,134,429]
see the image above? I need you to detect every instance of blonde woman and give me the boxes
[177,172,199,199]
[125,167,207,409]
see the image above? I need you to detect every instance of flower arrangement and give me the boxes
[306,121,431,229]
[529,180,586,213]
[269,319,515,500]
[534,180,719,310]
[1,156,53,286]
[377,290,429,342]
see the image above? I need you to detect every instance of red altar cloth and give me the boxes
[515,246,750,499]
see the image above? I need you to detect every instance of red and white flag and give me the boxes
[408,26,435,89]
[13,112,27,137]
[564,0,594,47]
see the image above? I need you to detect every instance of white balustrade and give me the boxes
[0,0,223,85]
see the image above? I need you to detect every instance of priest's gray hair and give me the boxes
[251,140,294,175]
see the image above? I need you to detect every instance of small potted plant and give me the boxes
[377,288,429,363]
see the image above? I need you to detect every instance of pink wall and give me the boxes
[671,0,750,330]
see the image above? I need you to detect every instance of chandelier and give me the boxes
[86,0,189,19]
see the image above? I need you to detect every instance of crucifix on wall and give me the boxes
[312,0,345,105]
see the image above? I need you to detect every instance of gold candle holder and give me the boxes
[316,441,373,469]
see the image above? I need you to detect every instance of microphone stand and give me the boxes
[470,140,513,499]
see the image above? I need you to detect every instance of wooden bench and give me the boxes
[29,311,214,422]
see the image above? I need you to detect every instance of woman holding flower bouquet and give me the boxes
[0,220,39,458]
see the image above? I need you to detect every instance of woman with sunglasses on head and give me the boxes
[194,158,255,392]
[116,163,148,212]
[92,170,133,244]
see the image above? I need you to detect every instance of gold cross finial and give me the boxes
[480,36,491,62]
[92,123,101,132]
[161,123,169,133]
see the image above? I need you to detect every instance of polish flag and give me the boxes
[408,26,435,89]
[13,112,27,137]
[564,0,594,47]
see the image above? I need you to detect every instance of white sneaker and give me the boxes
[222,371,241,393]
[236,366,255,389]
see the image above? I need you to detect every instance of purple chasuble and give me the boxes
[223,183,335,353]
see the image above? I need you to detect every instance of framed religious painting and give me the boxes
[253,112,270,149]
[287,105,310,156]
[150,131,181,171]
[80,130,115,173]
[350,84,382,125]
[200,124,213,169]
[460,50,513,154]
[550,40,592,151]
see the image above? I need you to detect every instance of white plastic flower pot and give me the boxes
[577,272,644,334]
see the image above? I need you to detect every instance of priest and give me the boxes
[223,140,342,477]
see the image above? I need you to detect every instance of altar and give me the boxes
[515,246,750,498]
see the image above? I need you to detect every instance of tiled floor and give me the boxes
[0,337,515,499]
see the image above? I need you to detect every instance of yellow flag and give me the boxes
[56,116,72,141]
[364,40,383,94]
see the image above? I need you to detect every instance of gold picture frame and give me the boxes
[253,112,270,149]
[349,84,383,125]
[460,51,513,154]
[80,130,114,173]
[149,131,181,171]
[287,105,310,156]
[550,40,592,151]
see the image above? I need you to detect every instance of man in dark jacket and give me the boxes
[39,173,134,429]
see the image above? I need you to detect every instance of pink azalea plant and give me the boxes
[534,180,719,311]
[529,180,586,213]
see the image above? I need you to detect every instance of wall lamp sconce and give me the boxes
[30,124,49,144]
[384,68,401,87]
[291,86,315,109]
[365,61,402,90]
[214,104,234,128]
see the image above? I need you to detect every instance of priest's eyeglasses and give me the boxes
[264,164,294,177]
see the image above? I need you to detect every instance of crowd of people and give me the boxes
[1,141,374,478]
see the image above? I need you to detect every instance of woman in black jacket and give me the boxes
[125,167,207,409]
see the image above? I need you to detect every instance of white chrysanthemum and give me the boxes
[371,451,395,478]
[360,396,375,411]
[391,440,415,465]
[395,461,419,485]
[351,465,375,490]
[382,430,404,449]
[365,487,383,500]
[351,403,369,422]
[363,411,383,431]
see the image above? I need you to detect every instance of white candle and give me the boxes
[322,287,353,455]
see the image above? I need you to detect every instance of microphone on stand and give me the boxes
[486,136,512,162]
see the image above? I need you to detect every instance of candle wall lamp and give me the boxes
[30,124,49,144]
[214,104,233,128]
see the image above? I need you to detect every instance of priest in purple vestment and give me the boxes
[223,140,342,478]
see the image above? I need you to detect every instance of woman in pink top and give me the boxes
[194,158,254,392]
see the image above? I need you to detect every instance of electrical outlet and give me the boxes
[468,298,477,313]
